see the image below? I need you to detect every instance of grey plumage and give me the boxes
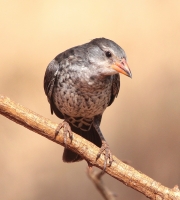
[44,38,131,163]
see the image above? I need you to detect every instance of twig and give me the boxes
[0,95,180,200]
[87,169,117,200]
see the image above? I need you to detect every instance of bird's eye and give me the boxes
[105,51,112,58]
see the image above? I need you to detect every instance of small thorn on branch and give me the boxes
[173,185,180,192]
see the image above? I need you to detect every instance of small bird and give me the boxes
[44,38,131,168]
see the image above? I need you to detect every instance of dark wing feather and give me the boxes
[44,47,85,118]
[44,59,64,117]
[44,60,58,101]
[108,74,120,106]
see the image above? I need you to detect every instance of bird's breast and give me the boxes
[53,73,112,118]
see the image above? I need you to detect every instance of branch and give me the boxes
[87,169,117,200]
[0,95,180,200]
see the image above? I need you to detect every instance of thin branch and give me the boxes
[0,95,180,200]
[87,169,117,200]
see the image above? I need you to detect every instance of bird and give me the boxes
[44,38,132,169]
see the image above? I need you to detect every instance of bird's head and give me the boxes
[87,38,132,78]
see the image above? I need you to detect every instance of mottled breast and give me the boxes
[52,63,113,119]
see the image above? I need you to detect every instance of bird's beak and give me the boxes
[111,58,132,78]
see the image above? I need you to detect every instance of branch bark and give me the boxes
[0,95,180,200]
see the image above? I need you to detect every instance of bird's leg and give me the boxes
[55,120,73,147]
[93,115,114,171]
[96,133,114,171]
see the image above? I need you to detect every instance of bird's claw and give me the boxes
[96,141,114,171]
[55,121,73,147]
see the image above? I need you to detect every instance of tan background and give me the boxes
[0,0,180,199]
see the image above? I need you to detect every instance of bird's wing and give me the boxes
[44,47,84,118]
[44,59,58,97]
[44,59,62,115]
[108,74,120,106]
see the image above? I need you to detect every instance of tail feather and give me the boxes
[63,124,102,162]
[63,148,82,162]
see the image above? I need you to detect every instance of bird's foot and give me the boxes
[55,121,73,147]
[96,141,114,171]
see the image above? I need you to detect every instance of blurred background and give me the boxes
[0,0,180,199]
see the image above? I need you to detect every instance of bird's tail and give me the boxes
[63,124,102,162]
